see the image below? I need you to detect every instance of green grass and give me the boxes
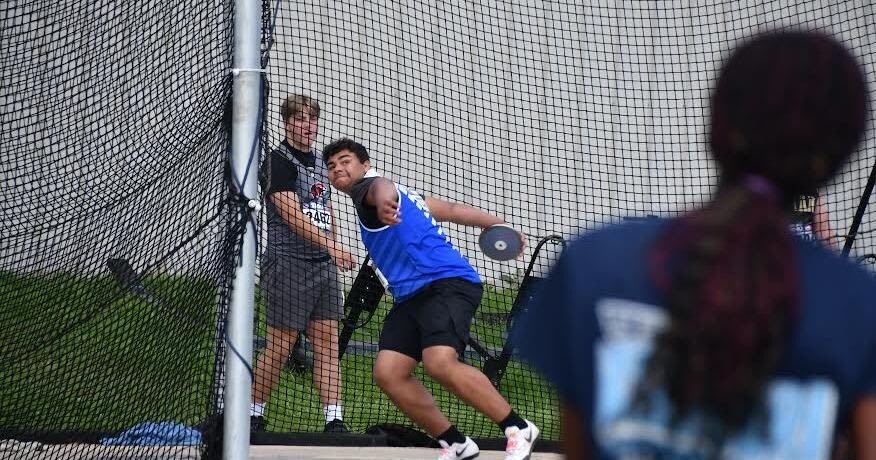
[1,270,559,440]
[0,270,217,431]
[261,354,559,440]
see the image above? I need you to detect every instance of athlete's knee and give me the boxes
[265,328,299,356]
[372,362,399,390]
[422,351,459,383]
[304,322,335,356]
[311,334,339,356]
[308,320,338,343]
[374,357,414,390]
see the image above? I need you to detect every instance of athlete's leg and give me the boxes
[373,349,453,436]
[257,255,317,408]
[421,345,512,422]
[307,318,341,406]
[253,326,300,404]
[416,279,539,459]
[308,261,347,430]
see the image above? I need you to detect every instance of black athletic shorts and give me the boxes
[378,277,483,362]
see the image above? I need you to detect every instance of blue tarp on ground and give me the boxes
[100,422,201,446]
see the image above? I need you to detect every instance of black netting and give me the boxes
[1,0,236,459]
[3,0,876,458]
[257,0,876,446]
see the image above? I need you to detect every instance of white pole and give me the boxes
[225,0,262,456]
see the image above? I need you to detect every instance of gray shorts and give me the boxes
[261,254,345,331]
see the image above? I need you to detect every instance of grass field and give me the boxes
[261,354,559,439]
[0,270,559,440]
[0,270,218,431]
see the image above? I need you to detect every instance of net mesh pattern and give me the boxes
[1,0,236,458]
[258,0,876,444]
[2,0,875,457]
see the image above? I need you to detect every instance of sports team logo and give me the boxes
[310,182,327,198]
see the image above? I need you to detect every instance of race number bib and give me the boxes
[303,201,332,231]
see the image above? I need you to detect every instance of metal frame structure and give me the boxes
[225,0,263,457]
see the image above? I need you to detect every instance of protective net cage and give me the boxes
[3,0,876,458]
[260,0,876,446]
[1,0,237,459]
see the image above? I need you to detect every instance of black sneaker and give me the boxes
[250,415,266,432]
[323,419,348,433]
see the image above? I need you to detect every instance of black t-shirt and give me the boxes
[266,141,317,195]
[263,140,332,260]
[350,177,382,229]
[349,176,425,230]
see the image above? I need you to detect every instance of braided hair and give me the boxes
[644,31,868,432]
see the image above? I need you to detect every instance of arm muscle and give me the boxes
[425,197,503,229]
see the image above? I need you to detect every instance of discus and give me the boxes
[478,224,523,261]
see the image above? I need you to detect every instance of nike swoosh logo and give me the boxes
[525,431,532,442]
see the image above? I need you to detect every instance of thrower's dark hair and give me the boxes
[322,137,370,165]
[645,31,868,432]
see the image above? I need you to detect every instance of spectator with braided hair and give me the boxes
[515,31,875,459]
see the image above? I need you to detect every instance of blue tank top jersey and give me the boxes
[357,182,481,302]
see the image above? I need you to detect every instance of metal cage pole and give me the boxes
[841,159,876,258]
[225,0,262,456]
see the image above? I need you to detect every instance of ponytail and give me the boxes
[645,181,798,430]
[642,31,868,430]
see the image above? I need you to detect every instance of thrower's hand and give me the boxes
[517,231,528,259]
[330,246,356,271]
[376,196,401,226]
[366,178,402,226]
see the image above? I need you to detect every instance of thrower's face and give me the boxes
[326,149,370,194]
[284,110,319,151]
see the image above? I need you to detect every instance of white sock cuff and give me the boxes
[250,402,265,417]
[324,404,343,422]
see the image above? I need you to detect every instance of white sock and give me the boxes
[250,402,265,417]
[324,404,342,423]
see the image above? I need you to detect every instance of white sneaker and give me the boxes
[504,419,539,460]
[438,436,480,460]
